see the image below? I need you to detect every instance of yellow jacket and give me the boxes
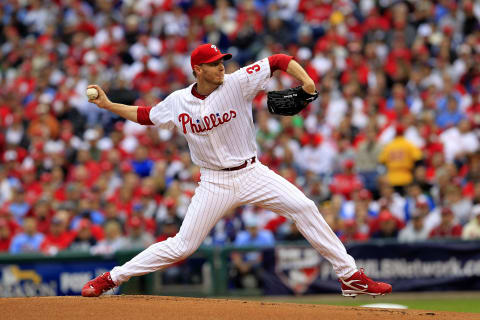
[379,137,422,186]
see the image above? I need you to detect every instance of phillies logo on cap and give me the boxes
[190,43,232,69]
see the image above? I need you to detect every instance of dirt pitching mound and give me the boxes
[0,295,478,320]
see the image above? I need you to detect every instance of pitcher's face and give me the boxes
[198,59,225,85]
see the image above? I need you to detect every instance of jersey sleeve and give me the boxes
[410,144,422,161]
[235,58,272,101]
[148,95,175,130]
[378,145,388,164]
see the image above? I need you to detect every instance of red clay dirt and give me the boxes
[0,295,478,320]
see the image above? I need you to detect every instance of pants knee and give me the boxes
[163,235,198,261]
[297,199,318,214]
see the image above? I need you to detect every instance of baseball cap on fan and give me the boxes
[190,44,232,70]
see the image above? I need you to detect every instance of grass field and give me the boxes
[242,291,480,314]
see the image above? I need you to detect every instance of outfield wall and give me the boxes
[1,240,479,297]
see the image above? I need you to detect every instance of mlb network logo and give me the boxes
[275,246,323,294]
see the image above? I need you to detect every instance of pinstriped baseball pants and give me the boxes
[110,162,357,284]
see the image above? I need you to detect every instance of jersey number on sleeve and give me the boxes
[246,64,261,74]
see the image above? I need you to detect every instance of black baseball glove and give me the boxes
[267,86,319,116]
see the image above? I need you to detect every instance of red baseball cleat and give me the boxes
[339,268,392,297]
[81,272,117,297]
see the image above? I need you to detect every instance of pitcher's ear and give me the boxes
[193,64,202,76]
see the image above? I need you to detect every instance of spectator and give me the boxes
[102,201,127,226]
[128,203,156,235]
[464,153,480,194]
[156,218,180,242]
[429,208,463,239]
[295,133,336,176]
[461,205,480,240]
[131,56,161,94]
[404,184,433,222]
[444,184,473,226]
[355,126,382,193]
[332,138,357,173]
[40,214,74,255]
[436,96,464,129]
[157,53,188,93]
[0,165,14,206]
[162,5,190,38]
[398,210,430,243]
[131,144,154,178]
[473,182,480,205]
[376,183,407,222]
[5,187,31,225]
[126,216,155,250]
[91,220,128,255]
[231,215,274,288]
[338,188,374,220]
[70,198,106,230]
[69,219,97,252]
[339,219,369,243]
[136,186,159,220]
[188,0,214,21]
[413,165,433,194]
[156,197,183,230]
[202,16,231,54]
[379,125,422,194]
[206,208,244,245]
[439,119,479,164]
[0,218,13,252]
[371,210,400,239]
[329,159,364,200]
[235,215,275,248]
[28,198,54,235]
[212,0,238,37]
[9,216,44,254]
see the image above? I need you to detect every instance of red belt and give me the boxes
[222,157,256,171]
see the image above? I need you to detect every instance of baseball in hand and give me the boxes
[86,88,99,100]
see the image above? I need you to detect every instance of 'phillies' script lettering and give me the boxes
[178,110,237,134]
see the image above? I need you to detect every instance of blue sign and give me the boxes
[263,241,480,295]
[0,260,118,297]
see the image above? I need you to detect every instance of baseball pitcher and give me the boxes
[82,43,392,298]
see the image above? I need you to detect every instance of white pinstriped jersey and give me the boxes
[149,58,272,170]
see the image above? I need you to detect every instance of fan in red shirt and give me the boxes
[10,62,36,97]
[40,214,75,255]
[18,167,44,205]
[132,56,161,94]
[28,198,54,235]
[339,219,369,243]
[0,218,13,252]
[234,1,263,35]
[158,53,187,92]
[341,41,369,86]
[187,0,214,21]
[429,207,463,239]
[329,159,364,200]
[299,0,333,26]
[363,7,390,33]
[156,217,180,243]
[127,203,156,235]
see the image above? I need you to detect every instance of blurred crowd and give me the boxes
[1,0,480,256]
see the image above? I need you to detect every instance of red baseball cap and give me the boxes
[129,216,143,228]
[343,159,354,169]
[190,43,232,70]
[77,218,91,230]
[378,210,395,223]
[395,124,405,136]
